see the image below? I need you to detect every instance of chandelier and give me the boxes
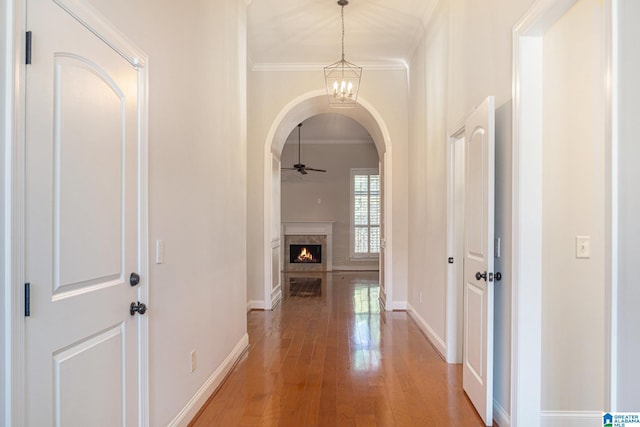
[324,0,362,108]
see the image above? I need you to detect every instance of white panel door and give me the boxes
[463,96,495,425]
[25,0,143,425]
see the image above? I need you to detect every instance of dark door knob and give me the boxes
[475,271,487,281]
[129,272,140,287]
[130,301,147,316]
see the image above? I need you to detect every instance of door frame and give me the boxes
[2,0,150,424]
[445,126,465,363]
[511,0,615,422]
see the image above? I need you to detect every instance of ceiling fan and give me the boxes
[282,123,326,175]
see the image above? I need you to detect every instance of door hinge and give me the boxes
[25,282,31,317]
[448,257,454,264]
[26,31,32,65]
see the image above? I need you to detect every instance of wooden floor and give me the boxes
[190,272,490,426]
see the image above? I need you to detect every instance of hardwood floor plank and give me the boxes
[189,272,492,426]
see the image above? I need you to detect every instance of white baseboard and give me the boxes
[387,300,407,311]
[494,400,511,427]
[167,333,249,427]
[246,300,263,311]
[540,411,602,427]
[406,304,447,359]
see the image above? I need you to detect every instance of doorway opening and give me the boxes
[446,129,465,364]
[262,91,394,311]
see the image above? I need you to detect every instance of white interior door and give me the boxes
[463,96,495,425]
[25,0,143,425]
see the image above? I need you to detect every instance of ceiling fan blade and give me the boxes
[305,167,326,173]
[299,168,308,175]
[281,167,297,170]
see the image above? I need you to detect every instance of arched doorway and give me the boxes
[261,90,394,310]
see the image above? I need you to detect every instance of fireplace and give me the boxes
[282,221,334,272]
[290,244,322,264]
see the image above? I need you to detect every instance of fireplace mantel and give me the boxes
[282,221,334,271]
[282,221,335,236]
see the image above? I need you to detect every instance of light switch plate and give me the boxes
[155,240,165,264]
[576,236,591,259]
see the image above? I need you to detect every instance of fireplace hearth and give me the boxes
[290,244,322,264]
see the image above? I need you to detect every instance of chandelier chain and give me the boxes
[341,4,345,61]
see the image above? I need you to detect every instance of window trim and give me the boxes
[350,168,380,260]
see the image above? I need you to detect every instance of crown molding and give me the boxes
[250,61,407,72]
[284,138,375,146]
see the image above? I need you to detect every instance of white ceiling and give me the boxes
[248,0,437,141]
[248,0,438,67]
[284,113,372,144]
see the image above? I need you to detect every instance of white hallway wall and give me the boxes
[247,69,409,308]
[48,0,248,424]
[541,0,605,416]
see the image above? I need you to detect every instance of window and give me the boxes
[351,168,380,258]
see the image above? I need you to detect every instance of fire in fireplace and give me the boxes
[290,244,322,264]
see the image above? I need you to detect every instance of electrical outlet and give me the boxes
[190,350,197,373]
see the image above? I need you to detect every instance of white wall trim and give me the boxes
[4,1,26,425]
[512,14,545,427]
[540,411,602,427]
[167,334,249,427]
[494,400,511,427]
[603,0,616,411]
[246,300,263,312]
[135,43,151,427]
[382,150,394,311]
[284,138,375,146]
[512,1,591,425]
[251,61,406,72]
[445,126,465,364]
[52,0,146,67]
[387,300,407,311]
[407,303,447,359]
